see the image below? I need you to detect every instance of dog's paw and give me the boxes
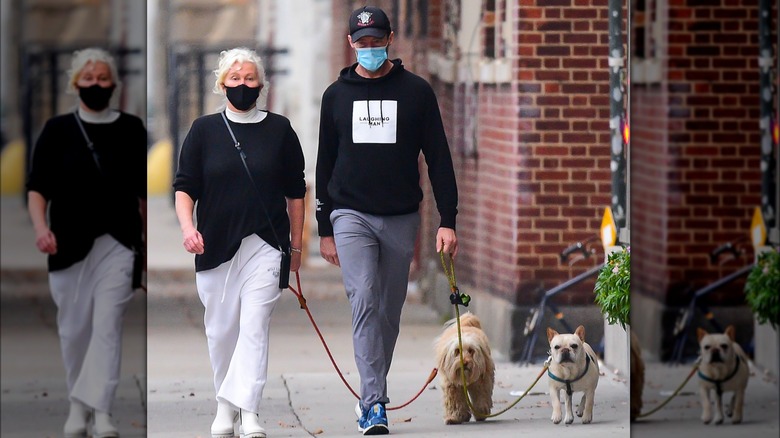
[713,414,723,425]
[444,417,462,425]
[701,413,712,424]
[576,405,584,417]
[582,412,593,424]
[564,414,574,425]
[732,415,742,424]
[551,411,562,424]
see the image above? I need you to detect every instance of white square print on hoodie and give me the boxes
[352,100,397,144]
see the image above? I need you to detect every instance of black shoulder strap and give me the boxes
[220,112,287,254]
[73,112,102,173]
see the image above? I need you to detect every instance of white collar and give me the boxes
[225,107,268,124]
[78,107,120,124]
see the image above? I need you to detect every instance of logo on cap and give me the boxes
[357,11,374,27]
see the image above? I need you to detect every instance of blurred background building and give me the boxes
[631,0,778,375]
[1,0,146,194]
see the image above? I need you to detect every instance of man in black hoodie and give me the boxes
[316,5,458,436]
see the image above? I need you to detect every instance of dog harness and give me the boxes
[547,354,593,396]
[697,355,742,396]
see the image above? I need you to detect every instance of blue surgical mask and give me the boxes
[355,46,388,72]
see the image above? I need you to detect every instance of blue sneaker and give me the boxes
[356,402,389,435]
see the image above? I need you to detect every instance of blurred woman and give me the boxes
[26,47,146,438]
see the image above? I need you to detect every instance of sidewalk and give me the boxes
[2,195,633,436]
[15,195,779,437]
[4,194,779,437]
[632,358,778,437]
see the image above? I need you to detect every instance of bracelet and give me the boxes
[290,247,302,253]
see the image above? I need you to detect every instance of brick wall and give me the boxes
[419,0,621,306]
[631,85,670,302]
[631,0,771,306]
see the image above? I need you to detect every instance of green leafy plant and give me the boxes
[744,249,779,330]
[594,246,630,330]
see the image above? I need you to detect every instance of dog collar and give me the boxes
[697,355,741,396]
[548,354,593,396]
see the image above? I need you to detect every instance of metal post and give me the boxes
[608,0,627,231]
[196,50,205,117]
[168,46,179,204]
[758,0,777,234]
[48,51,58,119]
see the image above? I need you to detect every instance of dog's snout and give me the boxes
[711,349,723,362]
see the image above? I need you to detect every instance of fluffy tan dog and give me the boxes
[434,312,495,424]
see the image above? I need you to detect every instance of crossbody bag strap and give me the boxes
[73,112,103,174]
[220,111,287,254]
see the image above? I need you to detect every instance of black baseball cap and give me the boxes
[349,6,392,41]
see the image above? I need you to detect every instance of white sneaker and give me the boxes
[355,402,364,419]
[211,402,237,438]
[64,401,89,438]
[93,410,119,438]
[238,409,266,438]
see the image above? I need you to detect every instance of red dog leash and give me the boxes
[287,271,437,411]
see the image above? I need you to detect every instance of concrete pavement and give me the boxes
[142,195,631,437]
[3,194,777,437]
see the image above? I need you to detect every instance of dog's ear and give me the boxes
[575,325,586,342]
[697,328,708,342]
[724,325,736,342]
[547,327,559,343]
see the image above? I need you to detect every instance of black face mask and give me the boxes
[78,84,115,111]
[225,84,260,111]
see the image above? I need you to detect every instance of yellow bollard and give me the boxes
[0,140,26,195]
[147,139,173,195]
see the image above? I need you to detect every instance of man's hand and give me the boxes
[320,236,340,266]
[436,227,458,258]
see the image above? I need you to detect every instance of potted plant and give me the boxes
[594,246,630,329]
[744,249,779,329]
[594,245,636,415]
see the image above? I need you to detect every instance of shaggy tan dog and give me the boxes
[434,312,495,424]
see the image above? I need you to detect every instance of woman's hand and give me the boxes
[182,226,205,254]
[290,251,302,272]
[34,226,57,254]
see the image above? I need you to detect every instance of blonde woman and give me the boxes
[173,47,305,438]
[26,47,146,438]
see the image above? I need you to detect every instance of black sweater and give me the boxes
[26,112,146,271]
[173,112,306,272]
[315,59,458,236]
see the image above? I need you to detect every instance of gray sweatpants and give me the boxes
[331,209,420,410]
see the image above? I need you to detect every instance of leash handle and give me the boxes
[439,251,471,307]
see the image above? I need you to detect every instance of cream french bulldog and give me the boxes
[546,326,600,424]
[696,326,749,424]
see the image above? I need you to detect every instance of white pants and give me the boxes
[196,234,282,413]
[48,234,135,413]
